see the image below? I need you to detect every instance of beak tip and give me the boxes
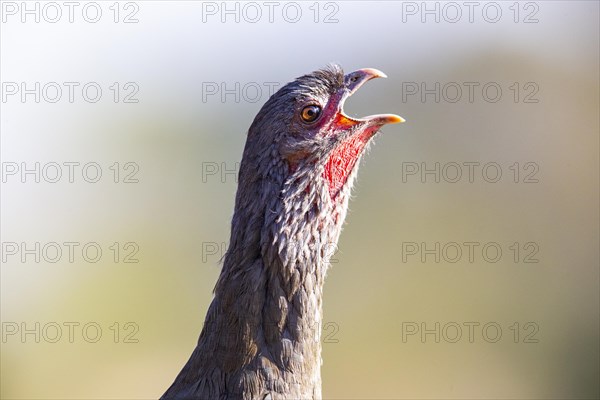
[367,114,405,125]
[375,70,388,79]
[359,67,387,80]
[388,114,405,124]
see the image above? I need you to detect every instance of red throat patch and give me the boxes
[323,131,370,199]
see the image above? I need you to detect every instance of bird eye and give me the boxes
[300,105,321,123]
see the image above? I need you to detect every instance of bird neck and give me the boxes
[207,158,352,394]
[164,153,359,398]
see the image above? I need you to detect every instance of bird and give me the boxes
[162,64,404,399]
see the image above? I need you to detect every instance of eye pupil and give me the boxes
[301,105,321,123]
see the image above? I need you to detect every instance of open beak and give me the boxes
[336,68,405,127]
[322,68,404,198]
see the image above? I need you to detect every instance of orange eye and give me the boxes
[300,105,321,123]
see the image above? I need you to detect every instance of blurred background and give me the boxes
[1,1,598,398]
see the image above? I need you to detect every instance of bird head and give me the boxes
[229,65,403,273]
[246,64,404,200]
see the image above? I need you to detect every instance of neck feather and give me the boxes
[164,155,356,399]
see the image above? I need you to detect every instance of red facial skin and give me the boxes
[289,95,386,199]
[320,95,382,199]
[294,70,403,199]
[324,119,372,199]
